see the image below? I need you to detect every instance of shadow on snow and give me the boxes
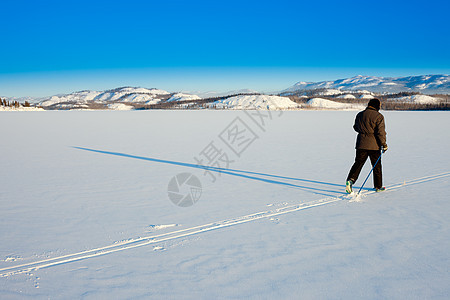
[72,146,371,197]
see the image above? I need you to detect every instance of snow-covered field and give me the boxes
[0,111,449,299]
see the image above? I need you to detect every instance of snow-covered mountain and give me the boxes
[283,75,450,94]
[185,89,261,99]
[39,87,172,109]
[210,95,298,110]
[167,93,201,102]
[305,98,364,110]
[3,75,448,111]
[391,94,439,104]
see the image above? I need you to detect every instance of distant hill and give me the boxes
[38,87,171,109]
[208,95,298,110]
[282,75,450,95]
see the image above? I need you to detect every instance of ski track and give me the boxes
[1,171,449,278]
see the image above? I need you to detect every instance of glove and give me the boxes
[381,146,388,153]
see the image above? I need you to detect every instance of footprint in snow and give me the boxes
[4,255,22,262]
[269,217,280,224]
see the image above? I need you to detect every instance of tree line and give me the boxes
[0,98,31,108]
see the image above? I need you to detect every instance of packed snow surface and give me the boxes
[212,95,298,109]
[0,111,449,298]
[147,224,179,231]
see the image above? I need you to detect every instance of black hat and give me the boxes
[368,98,381,111]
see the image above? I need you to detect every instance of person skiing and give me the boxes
[346,98,388,193]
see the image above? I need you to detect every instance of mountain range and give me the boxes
[282,74,450,94]
[1,74,448,110]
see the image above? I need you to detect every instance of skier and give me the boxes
[346,98,388,193]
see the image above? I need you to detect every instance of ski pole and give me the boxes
[357,151,383,195]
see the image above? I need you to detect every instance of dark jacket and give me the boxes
[353,106,387,150]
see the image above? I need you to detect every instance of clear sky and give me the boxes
[1,0,449,97]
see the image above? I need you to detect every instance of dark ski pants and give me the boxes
[347,149,383,189]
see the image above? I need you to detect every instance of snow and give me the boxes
[39,87,170,108]
[122,94,157,103]
[40,91,101,107]
[394,94,439,104]
[95,92,121,102]
[107,103,134,110]
[211,95,298,110]
[147,224,179,231]
[283,74,450,94]
[320,88,342,96]
[359,90,372,94]
[0,111,449,298]
[416,83,427,89]
[360,94,375,99]
[167,93,201,102]
[188,89,261,98]
[306,98,364,110]
[117,87,169,95]
[0,106,44,111]
[145,99,161,105]
[336,94,357,99]
[96,88,169,102]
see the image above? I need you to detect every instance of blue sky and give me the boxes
[1,0,449,97]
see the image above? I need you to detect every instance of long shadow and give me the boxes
[201,163,343,188]
[72,147,368,196]
[194,163,373,192]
